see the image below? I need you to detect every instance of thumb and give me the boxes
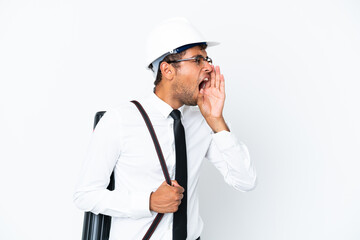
[171,180,181,187]
[161,180,170,186]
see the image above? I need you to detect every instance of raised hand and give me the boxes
[197,65,229,133]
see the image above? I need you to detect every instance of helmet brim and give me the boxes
[146,41,220,70]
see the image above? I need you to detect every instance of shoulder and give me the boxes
[93,101,138,127]
[106,100,149,126]
[109,101,139,116]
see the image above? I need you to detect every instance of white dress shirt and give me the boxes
[74,93,257,240]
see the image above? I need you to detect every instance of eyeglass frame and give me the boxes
[166,55,213,66]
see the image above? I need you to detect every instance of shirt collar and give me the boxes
[148,93,185,119]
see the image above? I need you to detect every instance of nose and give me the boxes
[203,61,212,73]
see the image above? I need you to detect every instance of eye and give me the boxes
[205,57,210,64]
[194,56,202,65]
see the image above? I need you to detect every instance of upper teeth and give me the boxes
[204,78,209,81]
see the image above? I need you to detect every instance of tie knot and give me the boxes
[170,109,181,120]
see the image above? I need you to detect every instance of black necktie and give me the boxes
[170,109,187,240]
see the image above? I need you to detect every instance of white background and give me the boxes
[1,0,359,239]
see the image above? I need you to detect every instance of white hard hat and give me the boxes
[146,17,219,74]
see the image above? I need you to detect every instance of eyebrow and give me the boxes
[190,54,207,58]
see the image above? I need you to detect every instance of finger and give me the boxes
[220,74,225,93]
[172,181,184,193]
[174,185,185,193]
[210,65,216,88]
[171,180,180,187]
[175,193,184,201]
[215,66,221,89]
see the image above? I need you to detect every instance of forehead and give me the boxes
[182,45,207,57]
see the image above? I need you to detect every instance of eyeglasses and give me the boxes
[167,55,213,66]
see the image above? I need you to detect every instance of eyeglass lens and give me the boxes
[198,56,212,65]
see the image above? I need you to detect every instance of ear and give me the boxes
[160,62,175,80]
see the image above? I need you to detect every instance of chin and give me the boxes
[183,98,198,106]
[187,102,197,106]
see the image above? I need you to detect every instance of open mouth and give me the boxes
[198,77,209,90]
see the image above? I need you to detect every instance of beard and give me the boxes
[172,80,198,106]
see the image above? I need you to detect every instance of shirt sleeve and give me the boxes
[205,130,257,192]
[73,109,152,219]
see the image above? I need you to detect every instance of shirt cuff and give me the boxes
[212,130,238,151]
[130,191,153,219]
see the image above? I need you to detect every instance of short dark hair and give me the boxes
[151,43,207,91]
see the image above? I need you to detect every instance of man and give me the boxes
[74,18,256,240]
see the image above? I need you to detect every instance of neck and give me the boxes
[154,84,183,110]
